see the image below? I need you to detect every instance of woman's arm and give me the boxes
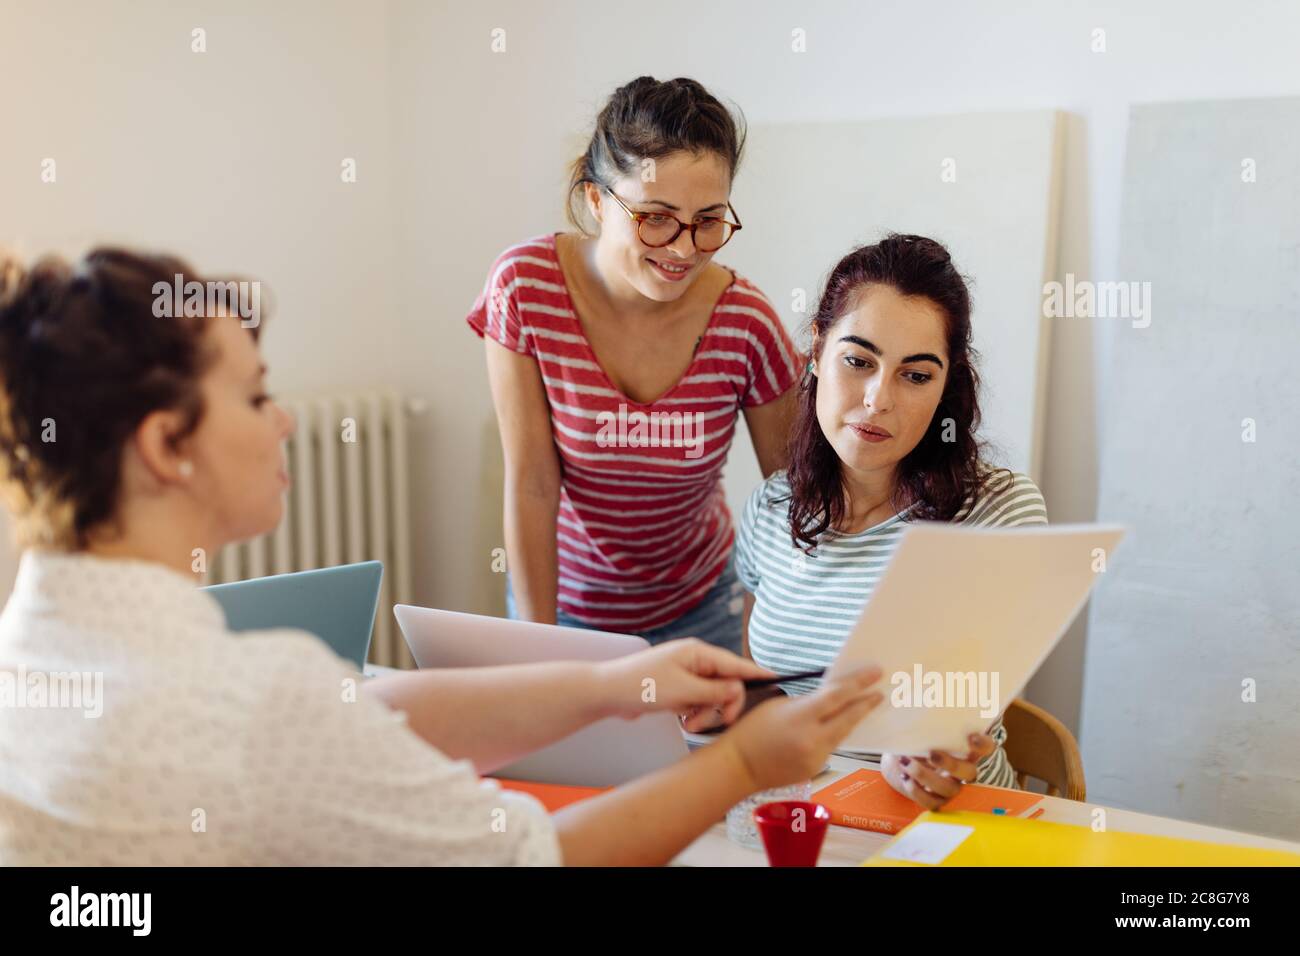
[556,732,758,866]
[484,336,561,624]
[677,593,781,731]
[554,667,883,866]
[742,386,798,477]
[365,661,604,773]
[365,639,775,773]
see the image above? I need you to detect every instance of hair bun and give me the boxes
[884,233,952,264]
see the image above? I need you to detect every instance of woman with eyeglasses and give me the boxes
[467,77,802,653]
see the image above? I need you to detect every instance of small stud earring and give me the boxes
[806,360,815,374]
[178,460,194,478]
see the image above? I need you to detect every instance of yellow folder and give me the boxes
[864,810,1300,867]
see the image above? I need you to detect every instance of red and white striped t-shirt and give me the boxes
[467,233,802,631]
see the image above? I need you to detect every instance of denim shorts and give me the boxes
[505,555,746,655]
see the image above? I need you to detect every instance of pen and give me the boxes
[743,668,826,689]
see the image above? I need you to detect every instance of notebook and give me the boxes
[812,768,1041,834]
[494,778,610,812]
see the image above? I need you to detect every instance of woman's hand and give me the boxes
[679,683,785,734]
[718,666,885,791]
[594,638,775,728]
[880,733,997,810]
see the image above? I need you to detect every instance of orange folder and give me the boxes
[812,768,1041,834]
[493,778,611,812]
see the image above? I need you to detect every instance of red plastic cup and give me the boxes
[753,800,832,867]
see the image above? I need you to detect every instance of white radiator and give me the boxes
[205,389,419,668]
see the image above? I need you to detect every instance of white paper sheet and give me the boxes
[825,522,1125,756]
[879,822,975,864]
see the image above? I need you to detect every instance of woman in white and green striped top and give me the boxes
[733,234,1048,808]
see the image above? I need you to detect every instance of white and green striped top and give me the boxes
[734,467,1048,788]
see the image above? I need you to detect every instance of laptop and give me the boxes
[394,605,690,787]
[204,561,383,670]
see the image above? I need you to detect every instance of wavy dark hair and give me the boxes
[785,233,1011,553]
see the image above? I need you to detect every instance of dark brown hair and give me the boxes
[0,247,261,549]
[785,233,1011,553]
[566,76,746,230]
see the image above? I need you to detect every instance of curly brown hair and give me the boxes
[0,247,261,549]
[785,234,1011,553]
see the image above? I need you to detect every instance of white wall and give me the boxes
[4,0,1299,834]
[1081,97,1300,841]
[1,0,401,586]
[383,0,1300,750]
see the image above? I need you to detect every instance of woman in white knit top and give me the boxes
[0,248,884,866]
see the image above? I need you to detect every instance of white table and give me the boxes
[673,754,1300,866]
[363,666,1300,865]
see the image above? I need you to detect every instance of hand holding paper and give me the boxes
[824,522,1125,756]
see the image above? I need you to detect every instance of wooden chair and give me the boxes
[1002,698,1086,801]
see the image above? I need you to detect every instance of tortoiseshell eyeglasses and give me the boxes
[582,179,742,252]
